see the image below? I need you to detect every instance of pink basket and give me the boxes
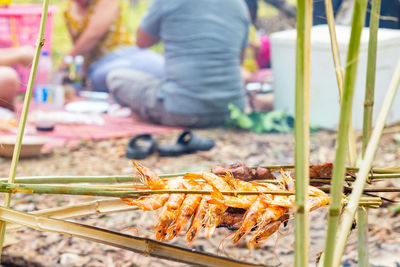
[0,4,57,92]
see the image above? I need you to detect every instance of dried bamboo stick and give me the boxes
[0,207,264,267]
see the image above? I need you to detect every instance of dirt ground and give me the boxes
[0,126,400,267]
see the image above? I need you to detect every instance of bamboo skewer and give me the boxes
[2,166,400,185]
[2,172,400,186]
[0,181,397,197]
[6,199,137,231]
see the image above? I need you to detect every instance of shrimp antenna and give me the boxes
[217,231,235,257]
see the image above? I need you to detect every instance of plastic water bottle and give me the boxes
[35,51,52,91]
[73,55,84,91]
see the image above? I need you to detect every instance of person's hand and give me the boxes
[16,46,35,66]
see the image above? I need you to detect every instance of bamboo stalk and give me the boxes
[2,166,400,185]
[333,59,400,267]
[323,1,369,266]
[3,172,400,186]
[6,198,137,231]
[324,0,358,166]
[0,0,50,259]
[0,181,397,197]
[0,207,263,267]
[362,0,381,157]
[294,0,312,266]
[0,183,309,197]
[357,207,369,266]
[358,0,381,263]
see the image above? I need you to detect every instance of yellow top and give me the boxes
[242,25,260,73]
[64,0,133,66]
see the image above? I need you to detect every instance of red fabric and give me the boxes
[36,114,177,141]
[2,101,179,149]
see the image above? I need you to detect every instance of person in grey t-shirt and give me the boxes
[107,0,250,128]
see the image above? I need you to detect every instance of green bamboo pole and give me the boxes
[0,183,310,197]
[358,0,381,264]
[357,206,369,266]
[333,59,400,267]
[323,1,369,266]
[2,172,400,185]
[324,0,358,166]
[0,175,139,184]
[362,0,381,157]
[0,182,394,196]
[0,207,263,267]
[0,0,49,259]
[294,0,312,266]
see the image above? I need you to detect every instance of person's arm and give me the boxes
[0,46,35,67]
[68,0,120,57]
[136,0,162,48]
[136,28,160,49]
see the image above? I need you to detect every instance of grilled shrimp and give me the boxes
[201,171,234,238]
[210,172,259,209]
[186,188,211,244]
[309,186,330,210]
[166,179,203,240]
[248,220,282,248]
[121,161,168,210]
[231,182,288,244]
[154,178,186,241]
[247,204,288,245]
[132,161,165,189]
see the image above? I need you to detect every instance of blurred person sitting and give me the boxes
[0,46,35,111]
[242,0,261,83]
[63,0,164,92]
[107,0,250,128]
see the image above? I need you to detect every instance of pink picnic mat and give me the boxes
[1,102,179,149]
[36,113,178,142]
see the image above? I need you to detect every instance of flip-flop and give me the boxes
[158,130,215,157]
[126,134,157,159]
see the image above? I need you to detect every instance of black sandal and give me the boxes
[126,134,157,159]
[158,130,215,157]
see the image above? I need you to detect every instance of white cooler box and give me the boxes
[271,25,400,130]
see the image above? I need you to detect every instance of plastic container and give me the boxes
[0,4,57,92]
[270,25,400,130]
[35,50,52,90]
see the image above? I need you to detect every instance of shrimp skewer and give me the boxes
[121,162,331,247]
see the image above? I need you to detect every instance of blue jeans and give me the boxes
[88,46,165,92]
